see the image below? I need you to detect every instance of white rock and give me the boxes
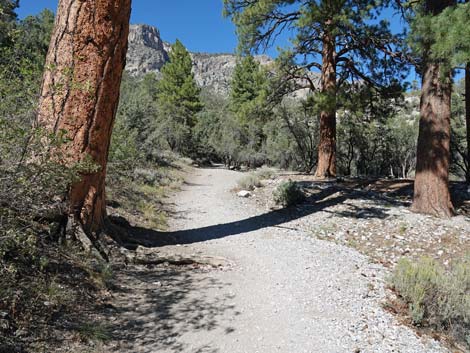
[237,190,252,198]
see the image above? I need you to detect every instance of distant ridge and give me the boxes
[126,24,274,96]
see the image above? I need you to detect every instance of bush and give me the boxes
[0,118,106,352]
[237,173,262,191]
[390,256,470,348]
[273,180,305,207]
[255,167,275,180]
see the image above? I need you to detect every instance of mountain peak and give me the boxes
[126,24,169,76]
[125,23,274,95]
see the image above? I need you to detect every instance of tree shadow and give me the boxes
[110,178,469,251]
[103,265,238,353]
[328,202,390,219]
[112,183,405,249]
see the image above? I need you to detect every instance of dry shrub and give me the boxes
[390,256,470,348]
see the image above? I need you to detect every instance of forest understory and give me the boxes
[2,0,470,352]
[4,164,469,353]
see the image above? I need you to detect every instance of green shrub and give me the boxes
[255,167,275,180]
[237,173,262,191]
[390,256,470,348]
[273,180,305,207]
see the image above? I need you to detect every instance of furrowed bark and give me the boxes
[37,0,131,235]
[411,61,454,218]
[411,0,456,218]
[314,30,337,179]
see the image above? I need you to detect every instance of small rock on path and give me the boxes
[104,167,449,353]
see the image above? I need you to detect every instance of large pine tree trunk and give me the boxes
[411,60,454,217]
[37,0,131,235]
[314,30,337,178]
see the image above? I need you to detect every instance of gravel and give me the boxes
[103,167,453,353]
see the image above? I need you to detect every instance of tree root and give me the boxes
[128,248,232,268]
[53,216,232,269]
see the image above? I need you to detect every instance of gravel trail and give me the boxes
[105,167,449,353]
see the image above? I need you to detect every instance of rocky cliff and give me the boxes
[126,24,274,96]
[126,24,170,76]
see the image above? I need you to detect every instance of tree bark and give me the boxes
[465,63,470,183]
[37,0,131,235]
[314,30,337,178]
[411,61,454,217]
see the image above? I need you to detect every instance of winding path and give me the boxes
[104,167,448,353]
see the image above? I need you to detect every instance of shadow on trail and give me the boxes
[104,265,237,353]
[112,183,402,249]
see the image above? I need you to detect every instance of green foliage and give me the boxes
[236,167,276,190]
[255,166,275,180]
[217,55,271,167]
[336,85,417,178]
[0,0,17,48]
[224,0,406,90]
[237,173,262,191]
[267,101,319,172]
[0,117,106,351]
[0,9,54,123]
[108,107,144,182]
[153,39,203,156]
[407,1,470,77]
[273,180,305,207]
[230,55,270,124]
[114,42,204,161]
[450,78,468,179]
[429,3,470,71]
[390,256,470,348]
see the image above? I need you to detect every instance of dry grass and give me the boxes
[237,173,263,191]
[107,162,186,231]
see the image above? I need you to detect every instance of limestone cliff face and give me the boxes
[190,52,274,95]
[126,24,169,76]
[126,24,274,95]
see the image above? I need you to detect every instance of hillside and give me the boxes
[126,24,274,95]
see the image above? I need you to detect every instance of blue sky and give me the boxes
[16,1,408,56]
[17,0,243,54]
[17,0,422,83]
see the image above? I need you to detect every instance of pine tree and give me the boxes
[155,39,203,154]
[224,0,405,178]
[428,1,470,183]
[407,0,457,218]
[229,55,269,125]
[37,0,131,235]
[227,55,271,166]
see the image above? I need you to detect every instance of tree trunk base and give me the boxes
[63,216,126,262]
[410,202,455,219]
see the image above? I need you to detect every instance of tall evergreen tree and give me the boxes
[155,39,203,154]
[224,0,405,178]
[230,55,270,125]
[407,0,457,218]
[227,55,271,166]
[37,0,131,235]
[428,1,470,183]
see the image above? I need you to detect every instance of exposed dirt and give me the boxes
[99,167,463,353]
[251,174,470,269]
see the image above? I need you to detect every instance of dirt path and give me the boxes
[104,167,449,353]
